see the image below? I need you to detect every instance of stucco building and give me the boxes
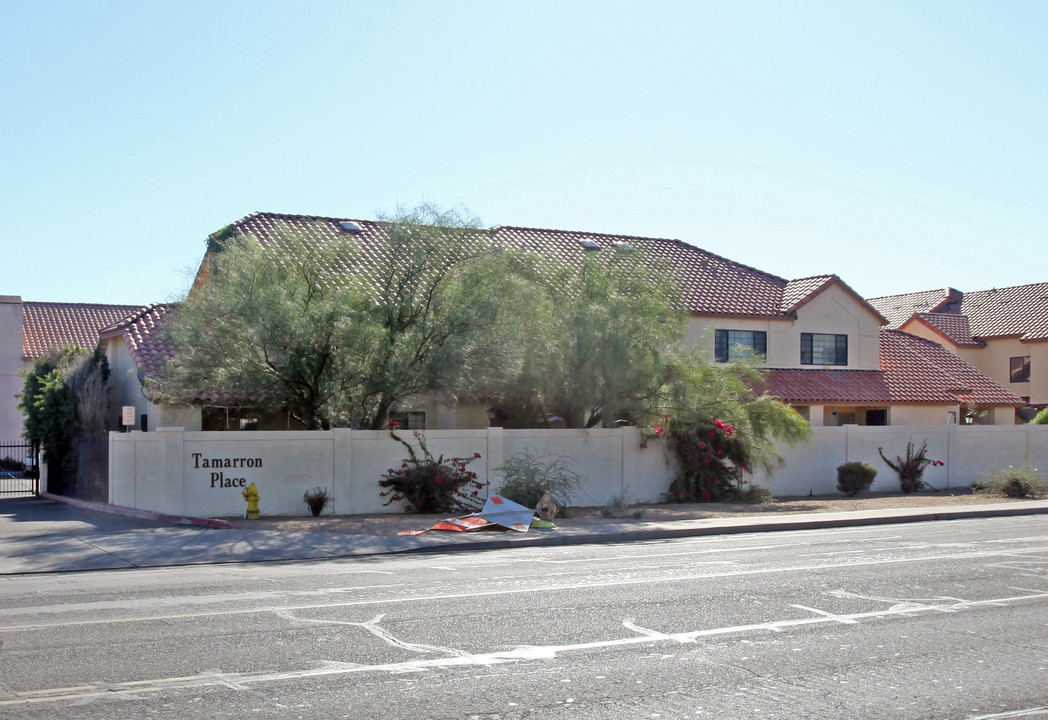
[97,212,1024,430]
[0,297,140,444]
[868,284,1048,421]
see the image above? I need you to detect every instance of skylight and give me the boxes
[339,220,363,233]
[578,239,600,251]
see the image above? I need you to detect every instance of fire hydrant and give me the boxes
[242,482,260,520]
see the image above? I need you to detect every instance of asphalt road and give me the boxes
[1,516,1046,719]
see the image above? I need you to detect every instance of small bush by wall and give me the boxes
[836,461,877,496]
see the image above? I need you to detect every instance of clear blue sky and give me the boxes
[2,0,1045,305]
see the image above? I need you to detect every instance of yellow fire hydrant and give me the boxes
[242,482,260,520]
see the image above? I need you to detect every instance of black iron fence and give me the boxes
[0,442,39,496]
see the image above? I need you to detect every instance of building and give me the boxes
[868,283,1048,421]
[0,296,141,444]
[99,212,1022,430]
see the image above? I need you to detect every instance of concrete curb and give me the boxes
[40,492,236,529]
[342,501,1048,557]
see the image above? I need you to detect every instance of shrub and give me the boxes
[600,490,645,519]
[736,485,772,504]
[836,461,878,496]
[0,456,21,472]
[878,440,944,493]
[379,427,485,513]
[1033,407,1048,424]
[975,465,1048,498]
[495,448,582,514]
[303,486,330,517]
[666,418,753,502]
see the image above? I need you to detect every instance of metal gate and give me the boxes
[0,442,39,496]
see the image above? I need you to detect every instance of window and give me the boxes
[715,329,767,362]
[801,333,848,366]
[1010,356,1031,383]
[391,411,426,430]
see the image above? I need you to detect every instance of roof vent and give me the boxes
[339,220,363,234]
[578,239,601,251]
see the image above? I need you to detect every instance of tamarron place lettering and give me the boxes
[192,453,263,488]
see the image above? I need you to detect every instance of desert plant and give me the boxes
[975,465,1048,498]
[735,484,773,504]
[600,490,645,519]
[379,425,485,513]
[303,486,330,517]
[836,461,878,496]
[495,448,583,513]
[878,440,944,493]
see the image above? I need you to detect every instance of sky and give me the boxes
[2,0,1046,306]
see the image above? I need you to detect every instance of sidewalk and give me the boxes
[1,493,1046,575]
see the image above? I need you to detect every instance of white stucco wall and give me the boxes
[111,424,1047,518]
[0,296,25,443]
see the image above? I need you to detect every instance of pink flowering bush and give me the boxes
[665,417,754,502]
[379,422,485,513]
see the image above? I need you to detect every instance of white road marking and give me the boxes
[4,546,1048,633]
[3,589,1045,707]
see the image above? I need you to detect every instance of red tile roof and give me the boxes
[869,283,1048,342]
[99,304,176,377]
[766,368,892,403]
[903,313,984,347]
[960,283,1048,341]
[221,212,886,321]
[22,302,143,359]
[879,330,1022,405]
[867,288,961,328]
[767,330,1022,407]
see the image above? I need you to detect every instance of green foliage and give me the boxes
[836,461,878,496]
[878,440,944,493]
[379,427,485,513]
[0,457,23,472]
[302,486,331,517]
[975,465,1048,498]
[162,204,506,430]
[481,251,685,429]
[18,346,111,477]
[495,448,583,512]
[1032,407,1048,424]
[735,485,773,504]
[600,490,645,518]
[660,352,811,503]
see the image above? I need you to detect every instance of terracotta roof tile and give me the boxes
[766,368,892,403]
[906,313,984,347]
[99,304,176,377]
[767,330,1022,407]
[879,330,1022,405]
[22,302,143,359]
[869,283,1048,342]
[867,288,962,328]
[960,282,1048,341]
[226,212,794,318]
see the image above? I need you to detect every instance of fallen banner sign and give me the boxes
[397,495,536,536]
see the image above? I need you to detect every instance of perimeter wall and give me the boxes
[109,425,1048,518]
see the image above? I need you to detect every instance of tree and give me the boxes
[481,251,686,428]
[659,350,811,502]
[159,204,508,430]
[18,346,111,477]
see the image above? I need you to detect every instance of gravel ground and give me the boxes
[228,488,1033,537]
